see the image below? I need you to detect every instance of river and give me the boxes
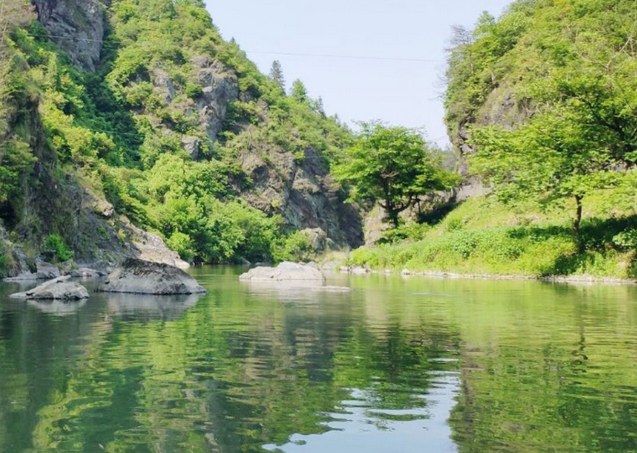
[1,266,636,452]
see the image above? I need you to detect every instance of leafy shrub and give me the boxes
[613,230,637,250]
[0,244,10,278]
[167,231,195,262]
[273,231,314,263]
[185,83,203,99]
[380,223,431,244]
[43,234,74,262]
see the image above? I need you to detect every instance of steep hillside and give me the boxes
[0,0,362,276]
[352,0,637,279]
[445,0,637,174]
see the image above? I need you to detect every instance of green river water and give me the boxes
[1,266,637,452]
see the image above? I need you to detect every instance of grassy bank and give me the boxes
[348,195,637,279]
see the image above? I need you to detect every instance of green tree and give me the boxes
[290,79,308,103]
[468,3,637,251]
[269,60,285,91]
[335,123,459,227]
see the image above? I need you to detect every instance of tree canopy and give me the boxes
[335,123,458,227]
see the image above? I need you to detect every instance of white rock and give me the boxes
[351,266,369,275]
[239,262,326,283]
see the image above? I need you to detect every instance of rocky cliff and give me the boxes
[0,0,362,276]
[32,0,106,71]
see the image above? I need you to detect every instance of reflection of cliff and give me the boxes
[0,273,471,453]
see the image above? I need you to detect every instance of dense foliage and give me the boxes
[335,123,458,227]
[0,0,352,263]
[444,0,637,253]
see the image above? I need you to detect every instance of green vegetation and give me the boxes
[0,0,37,208]
[269,60,285,91]
[43,234,74,263]
[335,123,458,227]
[0,0,352,264]
[349,0,637,279]
[464,0,637,250]
[350,195,637,278]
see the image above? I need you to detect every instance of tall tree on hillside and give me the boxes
[335,123,459,227]
[290,79,308,104]
[269,60,285,91]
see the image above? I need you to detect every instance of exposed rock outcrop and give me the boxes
[128,224,190,270]
[98,258,206,295]
[239,262,326,283]
[192,57,239,143]
[238,143,364,249]
[32,0,106,71]
[70,268,106,278]
[149,56,239,150]
[10,276,89,300]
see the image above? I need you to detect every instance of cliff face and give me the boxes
[32,0,106,71]
[239,143,363,248]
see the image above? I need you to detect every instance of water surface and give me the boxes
[1,267,637,452]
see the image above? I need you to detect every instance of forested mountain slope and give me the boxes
[0,0,362,276]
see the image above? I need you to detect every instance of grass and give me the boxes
[348,195,637,279]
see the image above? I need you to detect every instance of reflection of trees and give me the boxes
[448,282,637,453]
[0,275,462,453]
[12,273,637,453]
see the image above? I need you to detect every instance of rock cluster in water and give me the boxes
[239,262,352,293]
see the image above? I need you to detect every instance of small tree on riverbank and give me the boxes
[335,122,459,228]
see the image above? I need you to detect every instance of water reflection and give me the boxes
[27,299,87,316]
[264,376,460,453]
[0,268,637,452]
[104,292,201,321]
[239,280,353,303]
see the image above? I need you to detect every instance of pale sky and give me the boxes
[205,0,512,146]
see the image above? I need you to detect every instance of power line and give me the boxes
[43,34,442,63]
[244,50,441,63]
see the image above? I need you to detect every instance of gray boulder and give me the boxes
[10,276,89,300]
[239,262,326,283]
[98,259,206,295]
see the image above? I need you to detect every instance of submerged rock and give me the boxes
[239,262,326,283]
[27,299,87,315]
[10,276,89,300]
[351,266,370,275]
[98,259,206,295]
